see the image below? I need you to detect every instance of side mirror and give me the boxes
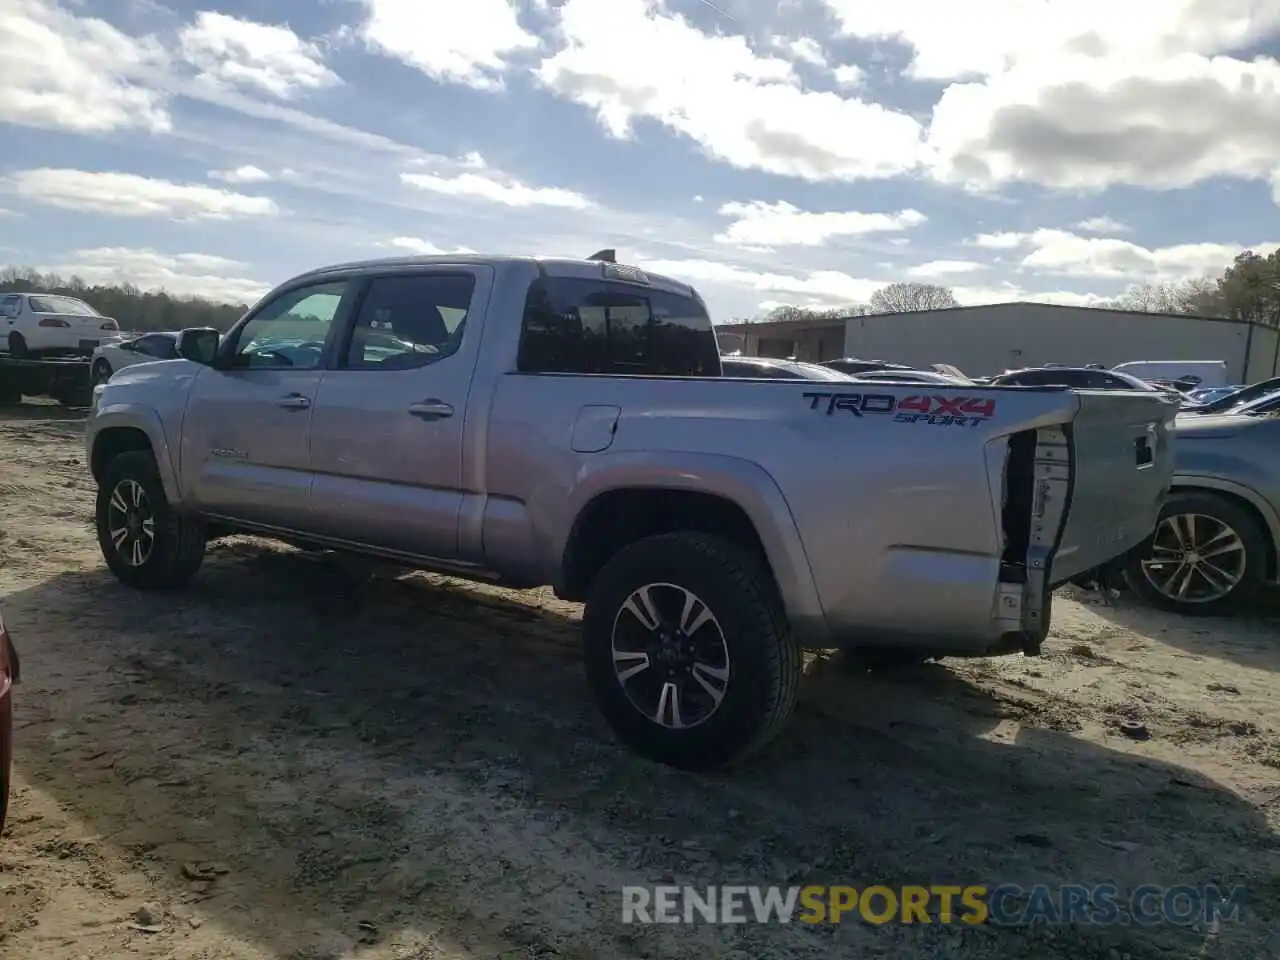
[176,327,220,366]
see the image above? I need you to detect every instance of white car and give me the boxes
[1,292,120,357]
[90,331,181,384]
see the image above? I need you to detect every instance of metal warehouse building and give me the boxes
[717,302,1280,382]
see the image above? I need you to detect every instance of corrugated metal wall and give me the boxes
[841,304,1275,381]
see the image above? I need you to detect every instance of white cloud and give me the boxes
[536,0,925,182]
[1076,216,1129,234]
[39,247,268,304]
[358,0,539,90]
[209,165,272,184]
[0,0,169,133]
[969,231,1025,249]
[832,64,864,88]
[638,257,886,304]
[8,169,278,220]
[401,155,591,209]
[642,255,1110,314]
[819,2,1280,196]
[179,11,340,99]
[385,237,478,255]
[970,228,1280,280]
[905,259,985,279]
[714,200,926,246]
[779,37,826,67]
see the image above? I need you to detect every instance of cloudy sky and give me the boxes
[2,0,1280,320]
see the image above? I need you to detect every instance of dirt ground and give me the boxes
[0,402,1277,960]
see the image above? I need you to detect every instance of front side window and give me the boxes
[518,277,720,376]
[231,281,350,369]
[28,295,99,316]
[343,273,474,370]
[136,335,179,360]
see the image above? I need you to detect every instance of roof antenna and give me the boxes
[587,248,616,262]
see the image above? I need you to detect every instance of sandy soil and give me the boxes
[0,401,1277,960]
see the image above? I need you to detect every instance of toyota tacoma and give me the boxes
[85,254,1178,770]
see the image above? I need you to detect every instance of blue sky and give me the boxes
[2,0,1279,321]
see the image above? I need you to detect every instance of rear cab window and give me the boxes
[517,275,721,377]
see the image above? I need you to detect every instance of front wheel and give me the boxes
[582,532,800,771]
[1124,492,1268,616]
[92,360,113,386]
[96,451,207,590]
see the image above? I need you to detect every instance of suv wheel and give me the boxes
[1124,491,1267,616]
[582,532,800,771]
[96,451,206,590]
[92,360,113,386]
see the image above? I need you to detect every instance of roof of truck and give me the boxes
[291,254,699,299]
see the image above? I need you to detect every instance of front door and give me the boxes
[306,268,490,560]
[178,279,355,530]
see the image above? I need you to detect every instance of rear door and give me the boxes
[305,267,492,559]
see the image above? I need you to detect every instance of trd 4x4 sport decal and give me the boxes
[802,392,997,428]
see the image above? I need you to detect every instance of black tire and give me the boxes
[582,532,800,771]
[96,450,206,590]
[1124,491,1268,616]
[92,360,113,386]
[7,333,28,359]
[0,378,19,405]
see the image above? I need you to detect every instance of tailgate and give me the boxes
[1048,390,1177,583]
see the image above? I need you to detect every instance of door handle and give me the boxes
[277,393,311,410]
[407,400,454,420]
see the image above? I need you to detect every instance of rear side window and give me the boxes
[343,273,474,370]
[518,277,721,376]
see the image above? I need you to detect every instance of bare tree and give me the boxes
[1102,279,1225,316]
[868,282,959,314]
[755,304,871,322]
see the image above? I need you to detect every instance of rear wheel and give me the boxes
[7,333,28,359]
[582,532,800,770]
[96,451,206,590]
[1124,492,1268,616]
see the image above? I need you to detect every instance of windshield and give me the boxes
[28,295,101,316]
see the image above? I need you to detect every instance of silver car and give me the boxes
[1124,400,1280,615]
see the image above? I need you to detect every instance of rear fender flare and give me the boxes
[558,451,826,638]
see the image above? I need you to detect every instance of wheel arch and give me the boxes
[1168,478,1278,581]
[555,452,825,639]
[89,409,182,505]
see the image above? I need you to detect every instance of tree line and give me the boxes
[743,248,1280,325]
[0,267,248,333]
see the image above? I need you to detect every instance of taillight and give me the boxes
[101,320,118,330]
[39,318,70,328]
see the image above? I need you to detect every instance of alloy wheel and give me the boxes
[610,582,731,729]
[1140,512,1247,604]
[106,479,156,567]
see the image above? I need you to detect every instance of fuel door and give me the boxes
[571,404,621,453]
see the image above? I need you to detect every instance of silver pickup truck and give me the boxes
[85,254,1177,769]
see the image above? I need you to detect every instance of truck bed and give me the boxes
[483,374,1176,652]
